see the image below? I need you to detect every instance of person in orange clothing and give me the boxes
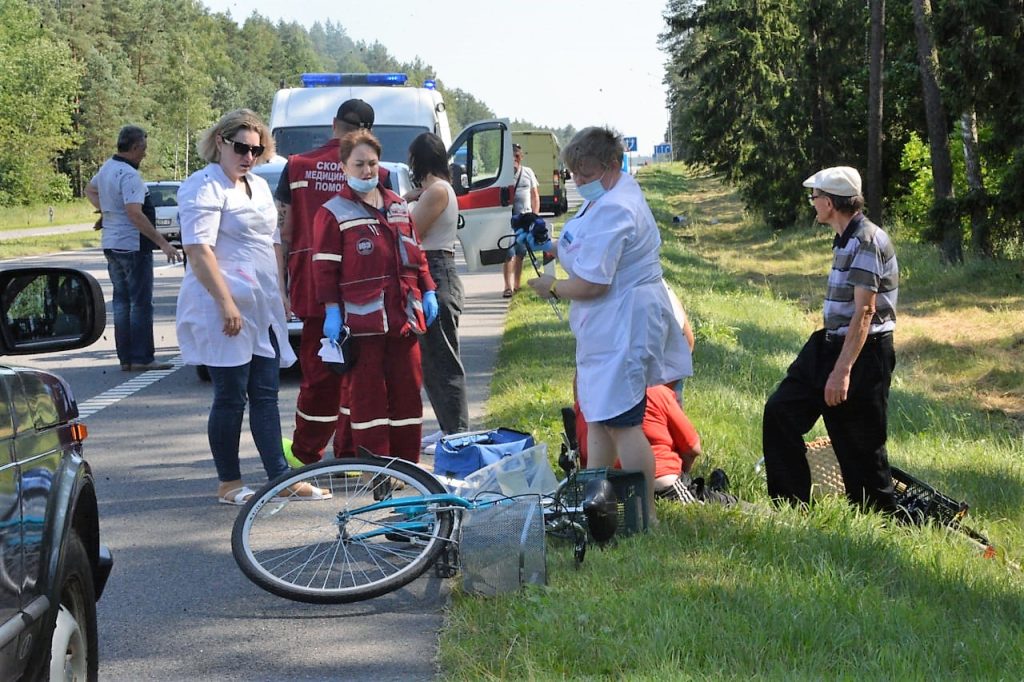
[575,384,702,494]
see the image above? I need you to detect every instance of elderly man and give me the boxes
[274,99,392,465]
[762,166,899,512]
[501,142,540,298]
[86,125,180,371]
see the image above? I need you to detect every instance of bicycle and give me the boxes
[231,418,595,604]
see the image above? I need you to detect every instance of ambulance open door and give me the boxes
[447,119,515,271]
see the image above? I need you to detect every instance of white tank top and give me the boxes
[417,180,459,252]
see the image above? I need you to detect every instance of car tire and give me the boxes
[49,531,98,682]
[196,365,211,382]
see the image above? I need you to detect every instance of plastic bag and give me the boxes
[451,443,559,499]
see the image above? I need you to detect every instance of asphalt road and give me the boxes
[5,246,510,681]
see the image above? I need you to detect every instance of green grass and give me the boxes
[0,233,102,260]
[0,200,97,231]
[440,163,1024,680]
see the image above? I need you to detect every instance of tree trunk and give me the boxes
[960,110,991,256]
[912,0,963,264]
[867,0,885,224]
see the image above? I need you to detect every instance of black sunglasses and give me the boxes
[223,137,265,158]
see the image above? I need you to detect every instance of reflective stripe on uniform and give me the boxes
[350,416,423,430]
[312,253,342,262]
[339,218,378,232]
[290,180,309,190]
[297,408,338,423]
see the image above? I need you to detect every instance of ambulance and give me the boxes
[269,72,515,270]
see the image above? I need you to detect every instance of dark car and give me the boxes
[0,267,112,681]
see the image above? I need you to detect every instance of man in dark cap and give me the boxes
[762,166,900,513]
[275,99,392,465]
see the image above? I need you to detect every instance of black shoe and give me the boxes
[708,468,730,492]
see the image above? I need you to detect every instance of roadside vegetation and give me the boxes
[0,200,96,232]
[0,233,100,260]
[439,163,1024,679]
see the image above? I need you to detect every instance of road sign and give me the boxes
[623,137,638,152]
[655,143,672,155]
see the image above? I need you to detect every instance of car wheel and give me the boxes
[196,364,211,382]
[49,532,98,681]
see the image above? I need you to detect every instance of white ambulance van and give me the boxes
[269,72,515,270]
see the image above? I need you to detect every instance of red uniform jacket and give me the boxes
[311,183,435,337]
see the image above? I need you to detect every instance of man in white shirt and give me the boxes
[86,125,180,371]
[502,143,540,297]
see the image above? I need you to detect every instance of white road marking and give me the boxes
[77,356,186,419]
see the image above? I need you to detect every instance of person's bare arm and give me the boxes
[530,186,540,214]
[85,181,101,210]
[526,273,608,301]
[408,183,448,241]
[825,289,876,406]
[125,203,181,263]
[183,244,243,337]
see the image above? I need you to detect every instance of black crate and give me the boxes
[891,466,969,527]
[558,468,649,537]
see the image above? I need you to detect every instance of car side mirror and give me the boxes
[0,268,106,355]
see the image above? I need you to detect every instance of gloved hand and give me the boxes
[323,306,343,341]
[526,233,552,253]
[423,290,439,327]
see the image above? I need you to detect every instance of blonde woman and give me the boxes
[176,109,328,505]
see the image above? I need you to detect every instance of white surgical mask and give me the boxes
[577,177,607,202]
[348,175,378,194]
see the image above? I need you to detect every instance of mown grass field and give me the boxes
[440,163,1024,680]
[0,199,97,231]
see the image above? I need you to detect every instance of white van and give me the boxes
[269,73,515,270]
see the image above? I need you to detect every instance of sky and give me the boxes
[199,0,673,156]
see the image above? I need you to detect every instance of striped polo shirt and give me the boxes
[823,213,898,335]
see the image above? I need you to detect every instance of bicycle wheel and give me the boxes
[232,456,455,604]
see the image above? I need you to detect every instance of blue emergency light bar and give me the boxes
[423,79,436,90]
[300,73,408,88]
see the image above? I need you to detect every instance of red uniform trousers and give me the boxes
[290,315,342,464]
[334,334,423,463]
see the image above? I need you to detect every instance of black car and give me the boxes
[0,267,112,681]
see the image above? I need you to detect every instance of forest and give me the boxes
[0,0,575,208]
[661,0,1024,261]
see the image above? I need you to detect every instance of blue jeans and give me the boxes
[104,249,156,366]
[207,331,289,483]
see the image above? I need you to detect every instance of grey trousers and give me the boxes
[420,251,469,434]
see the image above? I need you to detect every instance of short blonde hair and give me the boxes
[562,126,623,174]
[197,109,275,164]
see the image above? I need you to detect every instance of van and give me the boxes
[269,73,516,270]
[511,130,568,215]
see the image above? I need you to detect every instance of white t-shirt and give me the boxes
[415,181,459,252]
[556,172,690,421]
[512,165,538,214]
[92,156,148,251]
[175,163,296,368]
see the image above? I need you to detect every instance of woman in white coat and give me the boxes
[527,127,690,525]
[176,109,327,506]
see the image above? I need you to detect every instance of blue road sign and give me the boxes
[623,136,638,152]
[655,143,672,155]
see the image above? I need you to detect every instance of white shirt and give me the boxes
[557,172,690,422]
[92,156,148,251]
[512,165,538,214]
[415,181,459,252]
[174,163,296,368]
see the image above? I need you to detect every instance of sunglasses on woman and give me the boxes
[223,137,265,158]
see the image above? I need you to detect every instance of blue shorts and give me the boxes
[507,242,527,259]
[599,394,648,428]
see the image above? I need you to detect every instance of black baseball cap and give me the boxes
[336,99,374,129]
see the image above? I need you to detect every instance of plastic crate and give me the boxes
[890,466,969,527]
[558,468,649,537]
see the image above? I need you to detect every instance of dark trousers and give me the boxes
[419,251,469,434]
[762,329,897,511]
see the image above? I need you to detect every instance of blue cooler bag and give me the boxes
[433,429,535,480]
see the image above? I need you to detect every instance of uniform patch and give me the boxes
[356,238,374,255]
[387,202,410,220]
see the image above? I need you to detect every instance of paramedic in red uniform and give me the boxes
[276,99,392,464]
[312,130,438,462]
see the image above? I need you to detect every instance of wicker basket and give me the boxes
[805,437,847,498]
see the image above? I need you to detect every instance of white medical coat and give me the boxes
[175,163,296,369]
[557,172,690,422]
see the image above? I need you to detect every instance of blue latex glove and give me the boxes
[526,233,552,253]
[423,290,439,327]
[514,230,530,249]
[323,306,342,341]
